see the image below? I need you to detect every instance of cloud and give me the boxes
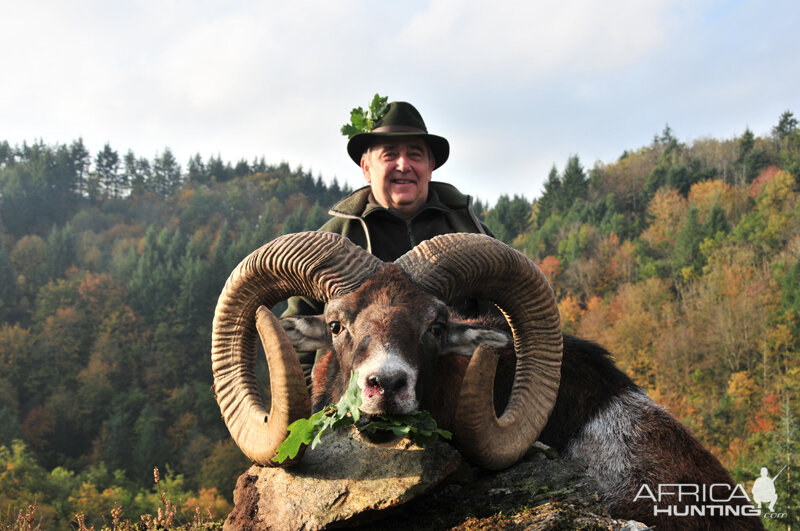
[2,0,798,204]
[397,0,680,82]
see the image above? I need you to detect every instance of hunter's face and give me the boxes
[361,137,434,220]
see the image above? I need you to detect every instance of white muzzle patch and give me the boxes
[355,349,418,415]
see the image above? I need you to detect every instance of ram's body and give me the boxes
[437,336,761,529]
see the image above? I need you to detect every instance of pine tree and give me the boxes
[69,138,91,197]
[0,242,15,320]
[207,155,233,182]
[561,155,588,208]
[735,128,768,185]
[44,223,77,280]
[152,148,182,198]
[234,158,251,178]
[186,154,207,186]
[536,165,561,226]
[94,143,121,198]
[772,110,798,141]
[484,194,532,244]
[702,203,731,239]
[673,207,704,278]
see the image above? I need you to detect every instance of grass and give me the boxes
[2,468,223,531]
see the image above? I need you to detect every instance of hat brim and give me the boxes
[347,132,449,169]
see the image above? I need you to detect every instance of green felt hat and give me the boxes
[347,101,449,169]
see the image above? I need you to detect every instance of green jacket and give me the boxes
[284,181,491,317]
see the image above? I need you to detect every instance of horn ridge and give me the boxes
[212,232,382,465]
[396,233,562,470]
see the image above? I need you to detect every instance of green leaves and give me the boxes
[358,411,452,447]
[340,94,389,138]
[272,371,362,464]
[272,370,451,464]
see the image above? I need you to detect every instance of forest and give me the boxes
[1,110,799,529]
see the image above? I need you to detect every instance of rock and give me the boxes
[367,447,645,530]
[225,430,649,530]
[223,427,462,530]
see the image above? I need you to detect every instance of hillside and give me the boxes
[1,111,799,528]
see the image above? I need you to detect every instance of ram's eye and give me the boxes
[429,323,445,338]
[329,321,343,336]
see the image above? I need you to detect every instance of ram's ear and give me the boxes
[280,315,330,351]
[442,322,512,357]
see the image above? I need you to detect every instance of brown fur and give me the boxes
[311,265,447,415]
[431,332,763,530]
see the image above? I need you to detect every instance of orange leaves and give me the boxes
[76,272,127,320]
[20,406,55,453]
[688,179,727,216]
[762,393,781,417]
[727,371,757,406]
[748,414,774,434]
[722,437,750,469]
[641,188,686,253]
[688,179,748,226]
[182,487,232,521]
[576,295,606,342]
[597,233,637,293]
[598,278,675,385]
[748,165,781,198]
[557,294,582,335]
[750,169,799,249]
[592,147,656,208]
[536,255,561,284]
[747,394,781,434]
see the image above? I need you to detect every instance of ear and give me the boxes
[360,154,372,183]
[280,316,330,351]
[442,322,512,357]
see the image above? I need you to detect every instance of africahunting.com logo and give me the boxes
[634,465,788,520]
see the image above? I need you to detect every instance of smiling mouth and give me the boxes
[391,178,416,185]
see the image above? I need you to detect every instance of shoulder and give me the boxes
[319,216,348,235]
[318,210,369,251]
[429,181,471,209]
[429,181,493,236]
[328,186,371,217]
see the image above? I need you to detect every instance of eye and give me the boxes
[329,321,343,336]
[429,323,445,338]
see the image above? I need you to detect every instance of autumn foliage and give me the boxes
[1,113,800,527]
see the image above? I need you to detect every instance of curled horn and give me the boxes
[211,232,383,465]
[396,233,562,470]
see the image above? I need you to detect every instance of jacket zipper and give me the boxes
[406,221,416,248]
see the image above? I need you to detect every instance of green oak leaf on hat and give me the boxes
[345,100,450,169]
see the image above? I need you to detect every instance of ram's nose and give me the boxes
[359,365,417,415]
[364,372,408,399]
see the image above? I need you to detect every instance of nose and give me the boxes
[365,371,409,399]
[395,154,409,172]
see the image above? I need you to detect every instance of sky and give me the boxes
[2,0,799,205]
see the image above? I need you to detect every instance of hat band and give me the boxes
[371,125,427,134]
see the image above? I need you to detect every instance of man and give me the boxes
[285,101,491,379]
[752,467,779,512]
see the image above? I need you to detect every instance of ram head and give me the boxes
[211,232,561,470]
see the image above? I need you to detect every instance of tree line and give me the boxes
[1,110,799,528]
